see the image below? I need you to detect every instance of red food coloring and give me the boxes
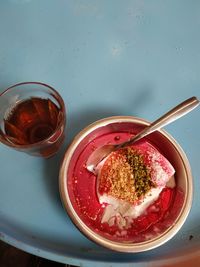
[67,132,184,242]
[136,216,150,230]
[160,187,174,211]
[114,135,120,141]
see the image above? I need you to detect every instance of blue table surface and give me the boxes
[0,1,200,266]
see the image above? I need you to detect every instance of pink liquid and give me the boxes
[67,132,184,242]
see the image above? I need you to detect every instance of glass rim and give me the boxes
[0,81,66,149]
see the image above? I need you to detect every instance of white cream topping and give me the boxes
[98,175,175,230]
[99,187,163,229]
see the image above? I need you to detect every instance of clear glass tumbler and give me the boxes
[0,82,66,157]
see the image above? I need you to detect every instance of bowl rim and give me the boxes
[59,116,193,253]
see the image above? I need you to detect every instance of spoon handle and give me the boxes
[119,96,199,148]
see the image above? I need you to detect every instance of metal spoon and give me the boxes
[86,96,199,173]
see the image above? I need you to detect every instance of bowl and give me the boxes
[59,116,193,253]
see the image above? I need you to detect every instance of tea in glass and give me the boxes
[0,82,66,157]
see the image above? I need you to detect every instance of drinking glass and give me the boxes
[0,82,66,157]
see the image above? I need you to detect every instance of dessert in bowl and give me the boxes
[59,116,193,252]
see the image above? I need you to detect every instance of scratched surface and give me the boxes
[0,1,200,266]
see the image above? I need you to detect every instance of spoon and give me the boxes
[86,96,199,173]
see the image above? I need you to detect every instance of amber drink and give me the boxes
[0,82,66,157]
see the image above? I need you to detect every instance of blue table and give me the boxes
[0,1,200,266]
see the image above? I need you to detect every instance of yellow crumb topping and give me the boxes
[99,147,156,203]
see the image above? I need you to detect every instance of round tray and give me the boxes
[0,1,200,266]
